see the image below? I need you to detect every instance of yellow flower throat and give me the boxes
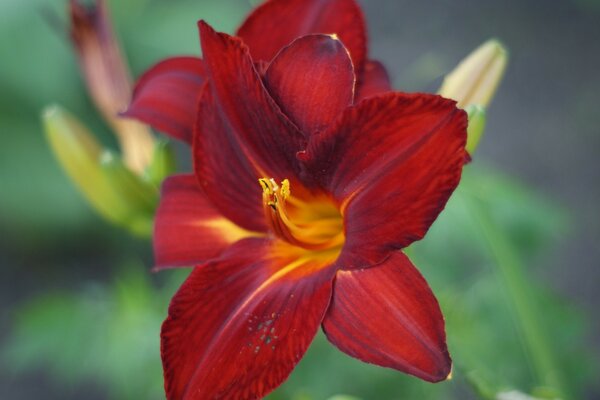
[259,178,344,252]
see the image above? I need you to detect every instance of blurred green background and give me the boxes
[1,0,599,399]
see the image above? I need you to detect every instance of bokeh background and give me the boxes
[1,0,599,399]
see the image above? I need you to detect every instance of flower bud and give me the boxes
[145,140,177,188]
[43,105,156,236]
[439,39,508,109]
[69,0,154,174]
[100,151,157,236]
[465,105,487,154]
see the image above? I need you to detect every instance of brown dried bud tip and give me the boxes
[69,0,154,174]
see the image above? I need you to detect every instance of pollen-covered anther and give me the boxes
[258,178,343,251]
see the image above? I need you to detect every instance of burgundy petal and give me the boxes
[124,57,205,143]
[193,22,315,231]
[237,0,367,74]
[198,21,306,179]
[355,59,392,101]
[162,238,335,399]
[299,93,468,268]
[193,85,268,232]
[264,34,355,135]
[154,175,258,270]
[323,251,452,382]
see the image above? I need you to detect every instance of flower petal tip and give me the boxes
[197,19,211,33]
[446,366,453,381]
[416,350,453,383]
[323,254,453,384]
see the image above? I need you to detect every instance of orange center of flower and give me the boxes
[259,178,344,253]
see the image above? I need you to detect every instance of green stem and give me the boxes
[468,195,569,399]
[456,364,497,400]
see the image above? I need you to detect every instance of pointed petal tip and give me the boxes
[485,38,509,56]
[197,20,216,46]
[197,20,238,54]
[403,346,451,383]
[426,356,453,383]
[323,253,453,384]
[446,365,453,381]
[197,19,213,35]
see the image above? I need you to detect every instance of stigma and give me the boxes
[258,178,344,251]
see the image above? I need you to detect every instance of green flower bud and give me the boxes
[100,150,158,236]
[465,105,487,154]
[43,105,156,236]
[145,139,177,188]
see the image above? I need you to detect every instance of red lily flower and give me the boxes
[154,18,467,400]
[123,0,391,144]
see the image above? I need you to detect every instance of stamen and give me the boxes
[258,178,343,251]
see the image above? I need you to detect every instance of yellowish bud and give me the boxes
[43,105,156,236]
[439,39,508,109]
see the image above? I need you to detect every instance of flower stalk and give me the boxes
[468,195,569,399]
